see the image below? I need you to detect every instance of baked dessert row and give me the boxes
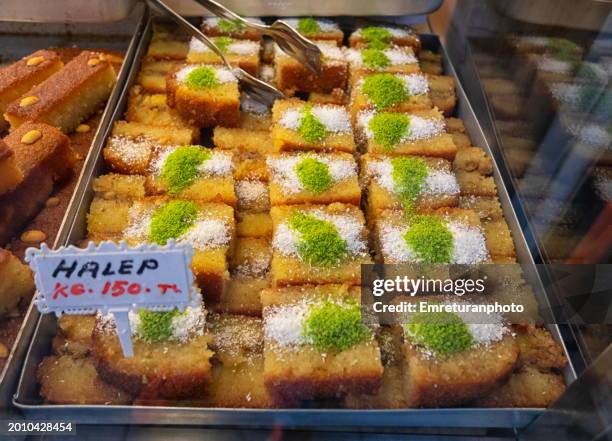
[36,20,566,409]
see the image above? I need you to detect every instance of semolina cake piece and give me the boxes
[349,26,421,52]
[92,173,146,200]
[125,85,195,129]
[372,208,491,264]
[400,302,519,407]
[271,99,355,153]
[0,139,23,195]
[483,219,516,258]
[52,315,96,357]
[0,50,63,127]
[514,326,568,371]
[214,125,273,154]
[427,74,456,116]
[215,237,272,316]
[136,58,177,93]
[418,49,443,75]
[232,151,269,181]
[344,326,408,409]
[167,64,240,128]
[445,117,466,134]
[456,170,498,197]
[92,306,212,400]
[0,123,75,244]
[145,145,237,207]
[0,248,34,317]
[111,120,199,145]
[236,211,273,238]
[361,154,459,222]
[356,108,457,159]
[187,37,260,75]
[267,152,360,206]
[204,313,273,407]
[235,179,270,213]
[87,198,235,302]
[453,147,493,175]
[281,18,344,45]
[349,72,433,119]
[274,41,348,94]
[458,195,504,222]
[473,367,565,408]
[345,45,420,85]
[147,36,189,61]
[4,51,117,133]
[38,355,132,405]
[262,284,383,403]
[270,203,372,286]
[201,17,264,41]
[102,135,156,175]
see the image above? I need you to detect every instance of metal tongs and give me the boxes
[149,0,284,106]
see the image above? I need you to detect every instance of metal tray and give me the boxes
[0,3,147,411]
[0,0,137,23]
[13,17,577,428]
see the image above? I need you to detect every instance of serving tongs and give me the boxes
[192,0,322,75]
[148,0,285,106]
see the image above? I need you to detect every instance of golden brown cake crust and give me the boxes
[4,51,113,123]
[0,50,62,93]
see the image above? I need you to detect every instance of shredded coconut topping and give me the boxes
[358,110,445,142]
[279,104,352,134]
[235,180,269,210]
[537,57,571,74]
[275,42,344,63]
[272,209,367,258]
[267,154,356,194]
[345,47,417,67]
[379,219,489,264]
[441,300,509,346]
[366,158,459,197]
[189,37,260,56]
[106,136,153,165]
[175,64,237,84]
[355,26,412,37]
[264,302,310,347]
[151,147,233,177]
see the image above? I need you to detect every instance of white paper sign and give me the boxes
[25,240,199,357]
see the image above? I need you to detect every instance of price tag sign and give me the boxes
[25,240,199,357]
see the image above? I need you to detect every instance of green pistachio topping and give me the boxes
[297,18,321,35]
[362,73,409,109]
[213,36,233,53]
[138,309,180,343]
[362,48,391,69]
[403,214,453,263]
[361,26,393,45]
[150,200,198,245]
[184,66,219,89]
[547,37,580,61]
[391,156,428,209]
[297,105,328,143]
[303,300,369,352]
[218,18,243,33]
[161,145,211,195]
[369,112,410,150]
[289,212,348,267]
[404,310,473,356]
[295,157,332,194]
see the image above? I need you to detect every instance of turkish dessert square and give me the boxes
[345,45,420,84]
[280,18,344,45]
[186,37,260,75]
[201,17,265,41]
[349,26,421,52]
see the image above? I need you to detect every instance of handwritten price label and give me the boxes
[25,241,199,356]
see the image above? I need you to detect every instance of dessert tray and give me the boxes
[12,11,577,428]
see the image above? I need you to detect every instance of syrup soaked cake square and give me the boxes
[234,179,273,239]
[0,50,63,126]
[349,26,421,52]
[349,72,433,119]
[4,51,116,133]
[271,99,355,153]
[372,208,491,264]
[136,58,178,93]
[262,284,382,404]
[270,203,372,286]
[453,147,493,175]
[356,108,457,159]
[280,18,344,45]
[87,198,234,302]
[125,85,195,130]
[204,313,273,407]
[345,45,420,85]
[0,139,23,196]
[400,299,519,407]
[187,37,260,75]
[111,120,199,146]
[201,17,265,41]
[167,64,240,128]
[145,145,237,207]
[274,41,348,94]
[361,154,459,221]
[267,152,360,206]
